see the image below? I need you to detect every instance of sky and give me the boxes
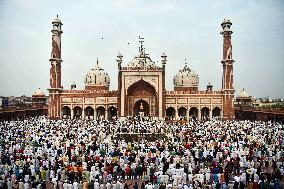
[0,0,283,98]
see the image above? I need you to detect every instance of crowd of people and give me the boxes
[0,116,283,189]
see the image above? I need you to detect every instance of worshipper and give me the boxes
[0,116,283,189]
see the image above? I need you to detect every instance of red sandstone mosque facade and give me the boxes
[48,16,235,120]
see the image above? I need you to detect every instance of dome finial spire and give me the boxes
[184,58,189,70]
[96,58,99,65]
[138,36,145,56]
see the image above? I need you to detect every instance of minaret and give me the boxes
[117,52,123,117]
[220,18,235,119]
[161,53,167,117]
[48,15,63,119]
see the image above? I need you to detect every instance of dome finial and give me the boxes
[96,58,99,65]
[184,58,189,70]
[138,36,145,56]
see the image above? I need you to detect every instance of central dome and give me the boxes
[84,59,110,90]
[32,88,45,96]
[239,88,249,98]
[173,60,199,91]
[127,54,158,68]
[126,41,159,68]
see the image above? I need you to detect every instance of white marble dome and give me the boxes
[85,60,110,87]
[127,51,158,68]
[173,62,199,88]
[33,88,45,96]
[239,88,249,98]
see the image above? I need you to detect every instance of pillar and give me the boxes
[175,106,178,120]
[94,108,97,120]
[71,108,74,119]
[198,108,201,121]
[105,106,108,119]
[209,108,212,120]
[82,107,85,119]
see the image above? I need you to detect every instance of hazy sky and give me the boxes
[0,0,283,98]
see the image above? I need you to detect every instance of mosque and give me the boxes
[48,16,235,120]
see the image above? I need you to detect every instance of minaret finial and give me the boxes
[57,14,58,18]
[96,58,99,65]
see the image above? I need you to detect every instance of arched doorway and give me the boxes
[127,79,157,117]
[212,107,221,118]
[62,106,71,119]
[166,107,176,120]
[134,99,149,116]
[108,106,117,118]
[201,107,210,121]
[178,107,187,118]
[85,106,94,119]
[189,107,198,120]
[73,106,82,119]
[96,106,106,118]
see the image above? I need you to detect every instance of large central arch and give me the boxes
[126,79,158,117]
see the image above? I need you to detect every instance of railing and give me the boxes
[120,67,164,71]
[165,90,223,95]
[62,90,118,94]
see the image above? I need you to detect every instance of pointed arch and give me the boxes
[212,107,221,118]
[189,107,198,120]
[73,106,82,119]
[201,107,210,121]
[108,106,117,118]
[178,107,187,118]
[133,99,149,116]
[96,106,106,117]
[84,106,94,119]
[166,107,176,120]
[127,79,157,96]
[62,106,71,119]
